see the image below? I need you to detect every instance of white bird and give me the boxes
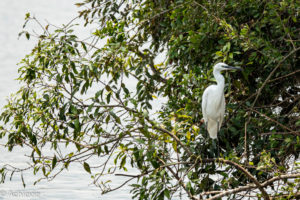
[201,63,242,139]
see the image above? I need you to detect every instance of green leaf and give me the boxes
[164,189,171,199]
[110,111,121,124]
[34,147,41,157]
[52,155,57,169]
[25,32,30,40]
[81,42,87,52]
[120,156,126,169]
[83,162,91,174]
[105,114,110,124]
[25,13,30,20]
[74,119,80,132]
[106,92,111,104]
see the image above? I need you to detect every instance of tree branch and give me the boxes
[214,158,270,200]
[151,125,193,157]
[252,47,300,107]
[205,173,300,200]
[247,107,298,134]
[158,158,198,200]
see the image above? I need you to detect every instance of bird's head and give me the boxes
[213,62,242,72]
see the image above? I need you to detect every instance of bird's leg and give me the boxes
[204,122,208,138]
[203,122,209,154]
[203,122,214,158]
[217,121,220,158]
[217,138,220,158]
[203,122,208,145]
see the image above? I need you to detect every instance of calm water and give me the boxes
[0,1,132,199]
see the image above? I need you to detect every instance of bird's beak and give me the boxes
[225,66,243,71]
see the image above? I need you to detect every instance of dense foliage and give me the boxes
[1,0,299,199]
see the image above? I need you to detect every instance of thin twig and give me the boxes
[217,158,270,200]
[252,47,300,107]
[158,158,198,200]
[268,69,300,83]
[206,173,300,200]
[247,107,298,134]
[243,47,300,162]
[260,131,300,136]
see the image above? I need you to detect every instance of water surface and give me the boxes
[0,1,132,199]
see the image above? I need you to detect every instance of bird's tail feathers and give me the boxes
[207,120,218,139]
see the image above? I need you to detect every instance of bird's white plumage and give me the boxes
[202,85,225,139]
[202,63,240,139]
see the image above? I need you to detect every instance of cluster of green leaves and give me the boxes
[0,0,299,199]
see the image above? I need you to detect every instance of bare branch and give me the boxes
[206,173,300,200]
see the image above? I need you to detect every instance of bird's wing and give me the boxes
[201,88,209,123]
[218,94,225,130]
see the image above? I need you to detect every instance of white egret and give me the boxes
[201,62,242,139]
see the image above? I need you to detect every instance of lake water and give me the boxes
[0,1,132,199]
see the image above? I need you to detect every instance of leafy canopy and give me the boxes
[1,0,299,199]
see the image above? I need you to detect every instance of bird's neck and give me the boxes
[213,69,225,89]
